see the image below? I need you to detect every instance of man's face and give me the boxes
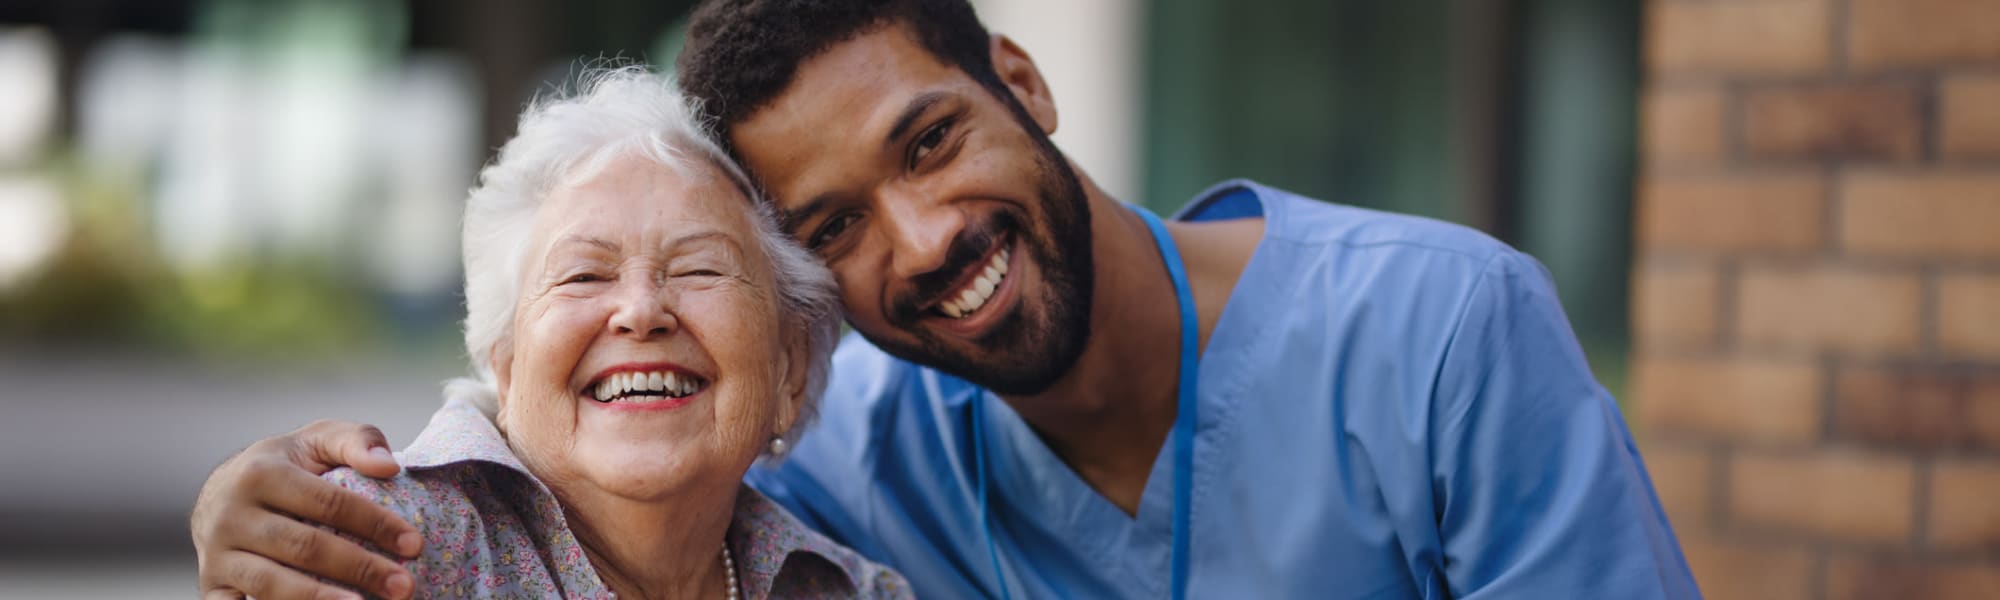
[730,25,1093,396]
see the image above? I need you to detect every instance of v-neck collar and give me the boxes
[967,182,1301,596]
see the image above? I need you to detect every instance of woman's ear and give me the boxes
[489,341,516,427]
[989,34,1057,135]
[772,328,812,438]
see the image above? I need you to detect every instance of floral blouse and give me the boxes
[323,396,911,599]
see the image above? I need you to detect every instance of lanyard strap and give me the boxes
[1133,206,1201,600]
[972,204,1200,600]
[971,386,1011,600]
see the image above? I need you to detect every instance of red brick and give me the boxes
[1638,174,1825,254]
[1743,82,1921,162]
[1848,0,2000,71]
[1647,0,1832,75]
[1680,535,1811,600]
[1974,384,2000,451]
[1841,172,2000,259]
[1828,557,2000,600]
[1643,87,1728,164]
[1836,367,2000,451]
[1932,460,2000,550]
[1632,263,1720,348]
[1634,355,1822,443]
[1737,265,1922,355]
[1940,274,2000,359]
[1642,441,1714,529]
[1729,450,1915,543]
[1941,76,2000,159]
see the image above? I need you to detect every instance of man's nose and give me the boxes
[607,276,679,338]
[877,184,964,280]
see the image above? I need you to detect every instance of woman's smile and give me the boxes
[583,362,714,412]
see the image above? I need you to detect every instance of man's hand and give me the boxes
[191,420,420,600]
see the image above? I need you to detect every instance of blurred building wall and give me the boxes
[1141,0,1642,386]
[972,0,1140,203]
[1632,0,2000,598]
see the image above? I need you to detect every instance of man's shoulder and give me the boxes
[821,332,985,413]
[1270,188,1508,264]
[825,333,922,400]
[1186,180,1548,380]
[1190,182,1519,316]
[1185,179,1513,271]
[792,332,984,462]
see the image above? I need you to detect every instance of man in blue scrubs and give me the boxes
[190,1,1699,598]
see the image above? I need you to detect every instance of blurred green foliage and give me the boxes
[0,153,392,361]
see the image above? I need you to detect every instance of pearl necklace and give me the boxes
[722,545,741,600]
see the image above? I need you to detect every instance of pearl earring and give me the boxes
[768,436,789,458]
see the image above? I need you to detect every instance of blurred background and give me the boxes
[1,0,1994,597]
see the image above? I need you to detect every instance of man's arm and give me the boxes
[190,420,421,600]
[1428,251,1699,598]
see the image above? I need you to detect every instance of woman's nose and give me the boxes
[608,277,678,337]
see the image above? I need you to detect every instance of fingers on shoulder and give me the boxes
[303,419,391,458]
[321,465,398,495]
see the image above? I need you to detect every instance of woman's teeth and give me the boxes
[592,370,706,402]
[940,246,1010,319]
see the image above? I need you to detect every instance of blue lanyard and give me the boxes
[970,204,1199,600]
[1138,206,1201,600]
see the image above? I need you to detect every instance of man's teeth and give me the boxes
[591,370,707,402]
[940,246,1010,319]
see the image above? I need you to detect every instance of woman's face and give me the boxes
[493,153,805,504]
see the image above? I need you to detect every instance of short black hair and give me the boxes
[676,0,1009,142]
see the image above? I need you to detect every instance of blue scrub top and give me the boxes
[747,180,1700,599]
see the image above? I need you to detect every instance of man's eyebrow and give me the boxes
[778,195,831,235]
[885,91,951,147]
[777,93,950,237]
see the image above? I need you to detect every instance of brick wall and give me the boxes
[1634,0,2000,598]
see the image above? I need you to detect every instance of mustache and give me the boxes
[890,212,1020,321]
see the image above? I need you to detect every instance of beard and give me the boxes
[857,116,1095,396]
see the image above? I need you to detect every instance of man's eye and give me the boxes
[562,272,606,285]
[675,269,724,278]
[909,120,952,168]
[809,213,861,250]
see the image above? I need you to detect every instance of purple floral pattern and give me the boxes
[323,396,910,599]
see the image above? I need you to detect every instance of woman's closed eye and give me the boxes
[672,254,742,279]
[561,271,610,285]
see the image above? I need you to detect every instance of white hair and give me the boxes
[447,65,840,453]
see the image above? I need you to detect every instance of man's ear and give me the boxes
[990,34,1057,135]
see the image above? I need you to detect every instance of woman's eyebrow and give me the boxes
[554,234,620,253]
[664,229,747,255]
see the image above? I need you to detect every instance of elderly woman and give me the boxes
[318,67,908,599]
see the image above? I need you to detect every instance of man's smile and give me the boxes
[934,238,1011,319]
[922,235,1024,338]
